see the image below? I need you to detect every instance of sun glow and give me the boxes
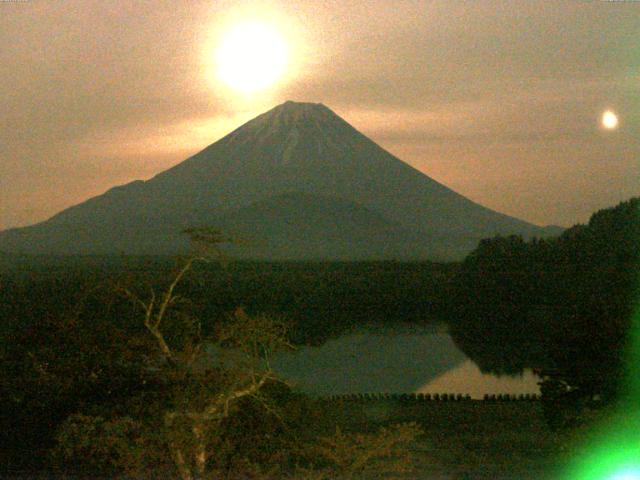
[215,20,289,94]
[601,110,619,130]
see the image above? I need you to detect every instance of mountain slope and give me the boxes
[0,101,560,259]
[214,192,428,260]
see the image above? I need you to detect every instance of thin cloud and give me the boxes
[0,0,638,228]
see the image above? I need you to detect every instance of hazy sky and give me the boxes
[1,0,638,230]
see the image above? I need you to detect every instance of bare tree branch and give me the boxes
[116,231,291,479]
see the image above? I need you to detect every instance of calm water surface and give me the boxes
[272,329,539,398]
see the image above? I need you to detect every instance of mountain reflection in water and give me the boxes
[272,330,540,398]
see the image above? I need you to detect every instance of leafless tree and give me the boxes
[119,229,292,479]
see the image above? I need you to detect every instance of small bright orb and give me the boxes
[215,21,288,94]
[601,110,619,130]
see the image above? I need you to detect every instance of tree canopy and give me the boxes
[448,197,640,399]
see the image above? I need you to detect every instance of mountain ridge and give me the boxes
[0,101,561,259]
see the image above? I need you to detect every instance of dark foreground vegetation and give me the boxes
[0,198,637,478]
[0,253,446,478]
[332,396,565,479]
[447,197,639,429]
[0,257,452,345]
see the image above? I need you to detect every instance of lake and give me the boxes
[272,328,540,399]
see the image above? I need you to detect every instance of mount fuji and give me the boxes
[0,101,561,260]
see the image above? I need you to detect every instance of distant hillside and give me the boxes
[0,101,561,260]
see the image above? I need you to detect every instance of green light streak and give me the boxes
[563,271,640,479]
[563,409,640,479]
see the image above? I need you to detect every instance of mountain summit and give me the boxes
[0,101,560,259]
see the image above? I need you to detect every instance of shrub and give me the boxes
[300,422,423,479]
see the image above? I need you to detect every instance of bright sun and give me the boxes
[215,21,288,94]
[601,110,619,130]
